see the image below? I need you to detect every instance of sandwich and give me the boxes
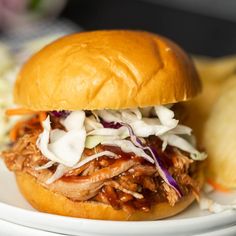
[2,30,206,220]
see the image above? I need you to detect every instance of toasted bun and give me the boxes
[15,171,203,221]
[14,30,201,111]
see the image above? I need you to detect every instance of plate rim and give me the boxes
[0,201,236,236]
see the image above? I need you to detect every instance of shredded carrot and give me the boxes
[9,120,27,141]
[9,116,44,141]
[39,112,47,124]
[5,108,38,116]
[7,109,48,141]
[207,178,231,193]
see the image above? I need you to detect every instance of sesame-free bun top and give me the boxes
[14,30,201,111]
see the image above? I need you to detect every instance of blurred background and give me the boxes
[61,0,236,57]
[0,0,236,56]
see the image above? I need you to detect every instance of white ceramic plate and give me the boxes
[195,225,236,236]
[0,159,236,236]
[0,219,235,236]
[0,219,65,236]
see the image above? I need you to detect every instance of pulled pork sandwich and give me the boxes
[2,30,206,220]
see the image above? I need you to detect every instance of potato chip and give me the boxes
[183,56,236,146]
[203,77,236,188]
[193,56,236,82]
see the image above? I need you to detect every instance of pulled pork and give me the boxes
[2,115,200,213]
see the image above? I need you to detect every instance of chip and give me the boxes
[203,77,236,188]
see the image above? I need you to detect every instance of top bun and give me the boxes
[14,30,201,111]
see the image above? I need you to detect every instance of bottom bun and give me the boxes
[15,171,201,221]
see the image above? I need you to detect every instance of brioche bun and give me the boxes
[14,30,201,111]
[15,171,203,221]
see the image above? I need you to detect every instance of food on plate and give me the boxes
[182,55,236,190]
[182,56,236,146]
[194,55,236,81]
[1,30,206,220]
[203,77,236,189]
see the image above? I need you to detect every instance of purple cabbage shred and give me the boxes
[101,119,123,129]
[99,119,182,197]
[50,110,71,118]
